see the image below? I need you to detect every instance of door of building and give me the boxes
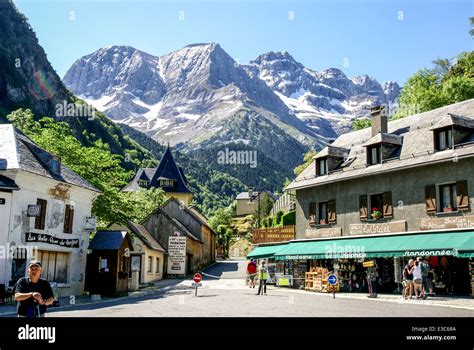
[0,192,12,283]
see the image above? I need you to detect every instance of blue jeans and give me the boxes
[422,277,429,294]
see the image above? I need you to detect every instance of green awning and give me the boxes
[247,244,287,259]
[274,231,474,260]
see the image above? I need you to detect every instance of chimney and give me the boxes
[370,105,388,137]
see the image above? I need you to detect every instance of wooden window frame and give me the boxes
[147,256,153,273]
[318,202,328,224]
[434,128,453,152]
[316,158,328,176]
[367,145,381,165]
[309,202,317,226]
[439,183,457,212]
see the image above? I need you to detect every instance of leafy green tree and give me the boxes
[216,224,233,258]
[432,58,452,79]
[259,193,274,218]
[469,16,474,37]
[351,117,371,131]
[293,150,317,176]
[273,210,284,227]
[126,188,167,222]
[7,109,134,226]
[395,51,474,119]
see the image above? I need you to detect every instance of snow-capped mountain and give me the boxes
[63,44,400,166]
[244,51,400,135]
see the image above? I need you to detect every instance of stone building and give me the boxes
[250,100,474,295]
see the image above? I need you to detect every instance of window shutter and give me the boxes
[64,206,70,233]
[35,199,47,230]
[359,195,368,221]
[425,185,437,214]
[309,202,316,225]
[382,192,393,218]
[64,205,75,234]
[456,180,469,210]
[327,200,336,224]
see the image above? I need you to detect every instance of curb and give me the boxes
[270,286,474,311]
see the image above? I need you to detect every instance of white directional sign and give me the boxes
[167,236,187,275]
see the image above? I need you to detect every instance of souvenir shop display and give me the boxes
[334,259,365,292]
[305,267,339,293]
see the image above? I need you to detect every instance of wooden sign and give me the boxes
[420,215,474,230]
[305,227,342,239]
[25,232,79,248]
[349,220,407,235]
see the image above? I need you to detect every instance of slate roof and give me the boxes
[236,190,278,201]
[0,124,99,192]
[122,146,191,193]
[127,221,166,252]
[286,99,474,191]
[89,231,129,250]
[0,174,19,190]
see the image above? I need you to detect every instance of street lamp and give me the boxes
[248,187,261,229]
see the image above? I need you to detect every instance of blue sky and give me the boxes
[14,0,473,85]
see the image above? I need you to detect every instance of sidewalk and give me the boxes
[273,286,474,311]
[0,280,181,316]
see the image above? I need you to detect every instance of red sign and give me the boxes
[193,273,202,283]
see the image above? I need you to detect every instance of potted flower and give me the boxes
[371,207,382,220]
[320,219,327,225]
[443,205,454,213]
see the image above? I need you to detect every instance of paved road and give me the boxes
[42,260,473,317]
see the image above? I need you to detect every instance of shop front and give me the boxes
[272,229,474,296]
[246,244,287,285]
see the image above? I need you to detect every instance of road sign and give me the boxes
[193,273,202,283]
[192,283,202,288]
[328,274,338,285]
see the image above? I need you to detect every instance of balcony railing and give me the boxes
[252,225,295,244]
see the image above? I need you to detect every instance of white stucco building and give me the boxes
[0,124,99,296]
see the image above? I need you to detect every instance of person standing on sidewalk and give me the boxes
[402,259,414,299]
[246,259,257,288]
[14,261,55,317]
[420,257,430,299]
[412,259,424,299]
[256,261,268,296]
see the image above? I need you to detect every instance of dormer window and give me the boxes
[367,145,381,165]
[314,146,349,175]
[51,157,61,175]
[160,179,174,187]
[435,128,453,151]
[138,179,148,188]
[317,158,328,176]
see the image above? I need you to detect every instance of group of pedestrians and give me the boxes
[402,257,434,300]
[246,259,268,295]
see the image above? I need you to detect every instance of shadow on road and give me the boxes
[202,260,242,279]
